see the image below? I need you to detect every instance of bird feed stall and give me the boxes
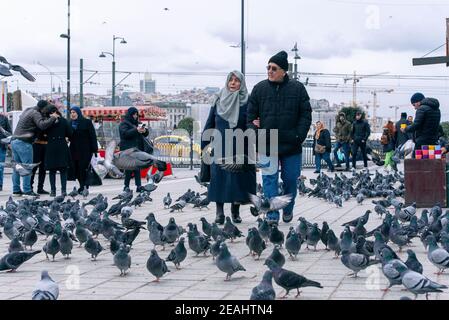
[81,106,172,178]
[404,158,447,208]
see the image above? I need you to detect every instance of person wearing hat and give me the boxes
[119,107,149,192]
[350,111,371,169]
[333,112,352,171]
[68,106,98,194]
[11,100,59,197]
[247,50,312,224]
[394,112,412,149]
[401,93,441,150]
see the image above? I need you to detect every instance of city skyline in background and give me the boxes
[2,0,449,120]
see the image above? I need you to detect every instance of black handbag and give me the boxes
[86,164,102,186]
[198,160,211,183]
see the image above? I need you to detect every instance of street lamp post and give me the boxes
[100,35,127,106]
[389,105,400,122]
[60,0,71,119]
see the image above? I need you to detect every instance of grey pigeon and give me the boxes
[210,236,224,260]
[149,221,167,250]
[405,249,423,274]
[249,194,293,216]
[269,225,284,247]
[69,187,78,199]
[75,222,91,247]
[163,193,172,208]
[379,248,407,291]
[320,222,330,249]
[166,237,187,269]
[0,250,41,272]
[170,200,186,213]
[43,236,61,261]
[8,237,24,253]
[163,217,180,245]
[258,219,271,242]
[146,249,170,282]
[265,259,323,298]
[265,246,285,268]
[32,271,59,300]
[114,244,132,276]
[285,230,302,260]
[327,229,341,258]
[247,228,266,260]
[84,236,104,261]
[58,230,73,259]
[342,210,370,227]
[393,261,447,300]
[425,235,449,275]
[341,250,380,278]
[187,231,210,256]
[250,271,276,300]
[216,243,246,281]
[306,223,321,251]
[200,217,212,237]
[223,217,243,242]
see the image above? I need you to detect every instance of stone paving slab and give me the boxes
[0,164,447,300]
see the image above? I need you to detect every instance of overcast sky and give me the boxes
[2,0,449,119]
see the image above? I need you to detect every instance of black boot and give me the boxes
[215,202,225,225]
[231,204,242,224]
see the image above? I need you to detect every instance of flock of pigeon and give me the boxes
[0,166,447,301]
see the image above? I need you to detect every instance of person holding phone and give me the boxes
[119,107,149,192]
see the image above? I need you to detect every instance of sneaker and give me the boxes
[136,186,145,193]
[50,191,56,197]
[24,191,39,197]
[335,164,342,168]
[282,211,293,223]
[37,189,50,195]
[13,191,23,197]
[313,170,320,174]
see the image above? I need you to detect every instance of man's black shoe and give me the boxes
[13,191,23,197]
[24,191,40,197]
[38,189,50,195]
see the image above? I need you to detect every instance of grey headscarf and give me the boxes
[212,70,249,129]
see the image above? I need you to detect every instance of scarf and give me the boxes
[70,107,83,130]
[211,70,248,129]
[315,124,325,140]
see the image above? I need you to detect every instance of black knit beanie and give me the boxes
[268,51,289,71]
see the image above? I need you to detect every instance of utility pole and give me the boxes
[67,0,71,117]
[371,89,394,132]
[412,18,449,67]
[241,0,245,75]
[291,42,301,81]
[79,59,83,108]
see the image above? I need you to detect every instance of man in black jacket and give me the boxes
[0,112,11,191]
[351,111,371,169]
[247,51,312,224]
[119,107,149,192]
[403,93,441,150]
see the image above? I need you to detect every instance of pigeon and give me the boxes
[379,248,407,291]
[306,223,321,251]
[59,230,74,259]
[249,194,293,216]
[84,236,104,261]
[8,237,24,253]
[342,210,371,227]
[405,249,423,274]
[223,217,243,242]
[163,218,181,245]
[320,222,330,250]
[210,236,224,260]
[149,221,167,250]
[43,236,61,261]
[285,230,302,260]
[0,250,41,272]
[187,231,210,256]
[265,246,285,268]
[32,271,59,300]
[82,187,89,199]
[269,225,284,247]
[163,193,172,208]
[392,261,447,300]
[75,222,91,247]
[356,193,365,205]
[0,161,40,176]
[170,200,186,213]
[146,249,170,282]
[264,259,323,298]
[114,244,132,276]
[425,235,449,275]
[258,219,271,242]
[69,187,79,199]
[341,250,380,278]
[166,237,187,269]
[247,228,267,260]
[250,271,276,300]
[216,243,246,281]
[327,230,341,258]
[200,217,212,237]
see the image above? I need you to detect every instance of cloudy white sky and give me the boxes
[2,0,449,119]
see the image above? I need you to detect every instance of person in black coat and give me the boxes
[394,112,412,149]
[312,121,334,174]
[69,107,98,193]
[119,107,149,192]
[0,112,11,192]
[43,106,73,197]
[202,70,256,224]
[351,111,371,169]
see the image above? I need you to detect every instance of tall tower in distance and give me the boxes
[140,72,156,94]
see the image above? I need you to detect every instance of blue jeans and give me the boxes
[315,152,334,172]
[260,153,302,221]
[0,146,6,187]
[333,141,350,169]
[11,139,33,193]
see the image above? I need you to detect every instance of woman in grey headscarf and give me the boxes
[201,71,256,225]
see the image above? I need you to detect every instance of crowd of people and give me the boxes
[0,50,444,229]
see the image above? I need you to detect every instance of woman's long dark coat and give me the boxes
[45,118,73,170]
